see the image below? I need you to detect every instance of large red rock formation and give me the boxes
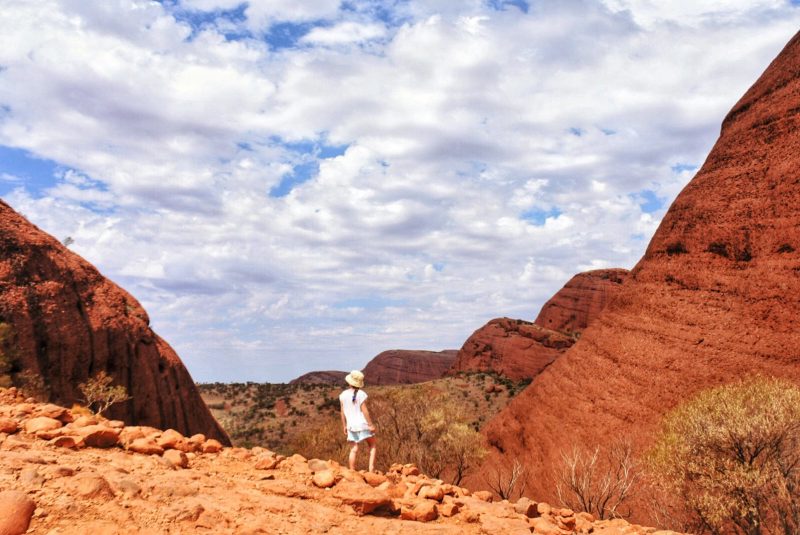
[534,269,628,335]
[448,319,573,380]
[363,350,458,385]
[481,31,800,504]
[449,269,627,380]
[289,370,347,385]
[0,200,229,444]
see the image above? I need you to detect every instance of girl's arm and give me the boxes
[340,400,348,435]
[361,402,375,431]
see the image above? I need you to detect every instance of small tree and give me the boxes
[79,371,131,415]
[555,441,638,520]
[649,376,800,535]
[486,457,527,500]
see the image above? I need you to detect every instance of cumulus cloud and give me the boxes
[1,0,799,381]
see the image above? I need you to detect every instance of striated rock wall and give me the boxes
[363,350,458,385]
[481,31,800,505]
[448,318,573,380]
[534,268,628,335]
[0,200,229,444]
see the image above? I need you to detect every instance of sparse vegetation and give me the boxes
[486,457,527,501]
[666,241,688,256]
[707,241,729,257]
[78,371,131,415]
[555,441,638,520]
[649,376,800,534]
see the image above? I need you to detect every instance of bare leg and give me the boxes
[348,442,358,470]
[366,436,377,473]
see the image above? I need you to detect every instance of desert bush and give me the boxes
[555,441,638,520]
[486,457,527,500]
[291,384,486,481]
[78,371,131,415]
[649,376,800,535]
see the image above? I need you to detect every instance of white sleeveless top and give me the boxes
[339,388,370,431]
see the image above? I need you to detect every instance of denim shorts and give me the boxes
[347,429,374,443]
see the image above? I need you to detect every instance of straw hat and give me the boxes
[345,370,365,388]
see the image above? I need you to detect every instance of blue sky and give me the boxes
[1,0,799,382]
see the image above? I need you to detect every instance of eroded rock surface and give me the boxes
[481,30,800,507]
[0,200,229,444]
[363,350,458,385]
[534,269,628,335]
[289,370,348,385]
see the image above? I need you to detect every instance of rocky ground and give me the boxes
[0,387,682,534]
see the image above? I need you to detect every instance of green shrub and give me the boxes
[649,376,800,534]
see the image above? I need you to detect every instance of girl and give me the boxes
[339,370,377,472]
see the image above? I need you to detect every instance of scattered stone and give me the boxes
[332,480,392,515]
[0,417,19,434]
[34,404,72,422]
[255,457,279,470]
[156,428,186,450]
[202,439,223,453]
[400,499,438,522]
[362,471,387,487]
[472,490,493,502]
[19,467,44,487]
[24,416,62,434]
[163,449,189,469]
[514,496,538,517]
[71,415,99,428]
[312,469,336,488]
[0,490,36,535]
[67,473,115,500]
[439,502,460,517]
[48,435,80,449]
[75,425,121,448]
[127,438,164,456]
[417,484,445,502]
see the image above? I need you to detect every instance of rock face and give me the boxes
[363,350,458,385]
[481,31,800,504]
[289,370,348,385]
[449,269,627,380]
[0,200,229,444]
[448,319,573,380]
[534,269,628,335]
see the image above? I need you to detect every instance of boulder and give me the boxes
[0,417,18,434]
[399,499,438,522]
[363,349,458,385]
[0,490,35,535]
[75,425,121,448]
[312,470,336,488]
[127,438,164,456]
[202,439,223,454]
[331,480,391,515]
[163,449,189,469]
[24,416,62,434]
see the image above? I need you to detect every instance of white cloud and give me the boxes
[1,0,799,381]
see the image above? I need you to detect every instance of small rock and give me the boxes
[417,484,444,502]
[439,502,460,517]
[24,416,62,434]
[362,471,387,487]
[400,499,438,522]
[71,415,99,428]
[514,496,538,517]
[106,420,125,429]
[163,449,189,469]
[255,457,279,470]
[0,490,36,535]
[312,469,336,488]
[472,490,493,502]
[112,478,142,497]
[156,428,187,450]
[127,438,164,456]
[201,439,223,453]
[75,425,121,448]
[34,404,72,422]
[332,480,392,515]
[0,417,19,434]
[48,435,81,449]
[67,473,115,500]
